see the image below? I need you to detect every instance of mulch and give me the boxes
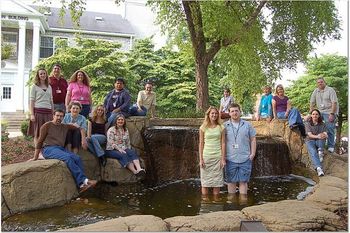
[1,137,35,166]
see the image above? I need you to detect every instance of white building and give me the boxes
[1,0,165,113]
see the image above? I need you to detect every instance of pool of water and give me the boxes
[2,175,314,232]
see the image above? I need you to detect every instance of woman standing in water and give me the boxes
[199,106,226,201]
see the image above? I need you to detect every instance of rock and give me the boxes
[61,215,168,232]
[164,211,245,232]
[305,176,348,211]
[100,158,139,183]
[323,154,348,181]
[1,160,77,219]
[242,200,345,231]
[78,149,101,180]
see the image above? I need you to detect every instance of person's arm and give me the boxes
[65,84,72,111]
[249,136,257,161]
[310,90,316,112]
[285,99,291,118]
[150,94,156,118]
[80,116,88,149]
[32,123,49,160]
[126,129,131,149]
[87,120,92,138]
[49,86,54,114]
[272,98,277,119]
[199,127,205,168]
[88,87,93,113]
[136,91,143,111]
[29,86,36,122]
[220,128,226,168]
[119,91,131,112]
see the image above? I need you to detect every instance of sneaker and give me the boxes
[318,150,324,162]
[316,167,324,177]
[328,147,334,153]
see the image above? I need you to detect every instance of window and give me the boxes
[40,36,54,58]
[2,32,18,58]
[3,87,12,99]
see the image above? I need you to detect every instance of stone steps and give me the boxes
[1,111,27,131]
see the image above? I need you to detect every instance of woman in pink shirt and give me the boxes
[65,70,92,118]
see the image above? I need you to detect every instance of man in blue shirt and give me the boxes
[224,103,256,196]
[104,77,131,128]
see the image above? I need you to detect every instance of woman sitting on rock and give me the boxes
[272,84,306,137]
[87,105,107,166]
[105,114,145,179]
[63,101,88,154]
[305,109,327,177]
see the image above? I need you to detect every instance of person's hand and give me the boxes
[328,114,335,122]
[137,107,142,112]
[118,149,126,154]
[256,115,260,121]
[28,157,36,161]
[220,158,226,168]
[72,123,80,128]
[82,140,88,150]
[199,159,205,168]
[266,117,272,123]
[112,108,121,113]
[284,112,289,118]
[249,154,255,161]
[30,115,35,122]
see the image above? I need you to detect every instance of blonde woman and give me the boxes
[65,70,92,118]
[87,105,108,166]
[199,106,226,201]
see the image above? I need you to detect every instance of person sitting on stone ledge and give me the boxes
[87,105,108,166]
[30,109,97,193]
[272,84,306,137]
[129,81,157,118]
[105,114,145,180]
[256,85,273,122]
[305,109,327,177]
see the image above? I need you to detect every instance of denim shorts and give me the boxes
[225,159,252,183]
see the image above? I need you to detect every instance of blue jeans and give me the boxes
[80,104,91,119]
[321,113,336,148]
[129,104,147,116]
[277,108,306,136]
[42,146,87,188]
[87,134,106,158]
[306,139,325,169]
[105,148,139,167]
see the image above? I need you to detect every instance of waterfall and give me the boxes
[142,126,291,184]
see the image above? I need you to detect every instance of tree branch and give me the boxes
[205,0,268,63]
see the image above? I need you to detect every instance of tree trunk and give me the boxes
[336,112,343,154]
[195,61,209,111]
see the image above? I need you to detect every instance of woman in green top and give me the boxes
[199,106,226,201]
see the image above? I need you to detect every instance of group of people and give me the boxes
[203,77,338,201]
[28,64,152,193]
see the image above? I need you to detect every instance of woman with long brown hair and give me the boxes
[65,70,92,118]
[28,68,54,145]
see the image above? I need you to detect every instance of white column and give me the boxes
[17,20,26,111]
[31,21,41,69]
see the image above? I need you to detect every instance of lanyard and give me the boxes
[229,120,242,144]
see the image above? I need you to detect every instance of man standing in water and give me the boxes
[224,103,256,199]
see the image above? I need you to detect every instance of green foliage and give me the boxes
[20,120,29,137]
[1,120,9,142]
[1,38,13,60]
[157,108,205,119]
[287,54,348,117]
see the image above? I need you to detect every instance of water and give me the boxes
[2,175,313,232]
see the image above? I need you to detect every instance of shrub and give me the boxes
[21,120,29,137]
[1,120,9,142]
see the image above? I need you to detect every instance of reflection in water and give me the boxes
[2,176,313,232]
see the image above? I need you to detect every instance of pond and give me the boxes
[2,175,315,232]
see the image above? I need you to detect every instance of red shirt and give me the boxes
[49,76,68,104]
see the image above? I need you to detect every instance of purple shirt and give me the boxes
[273,95,288,113]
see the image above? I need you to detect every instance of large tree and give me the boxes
[287,54,348,150]
[150,1,341,110]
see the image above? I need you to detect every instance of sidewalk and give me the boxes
[8,130,22,138]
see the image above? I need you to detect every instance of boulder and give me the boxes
[78,149,100,180]
[242,200,346,231]
[164,211,245,232]
[100,158,139,183]
[305,176,348,211]
[1,160,77,219]
[61,215,168,232]
[323,154,348,181]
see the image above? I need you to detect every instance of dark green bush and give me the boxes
[1,120,9,142]
[21,120,29,137]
